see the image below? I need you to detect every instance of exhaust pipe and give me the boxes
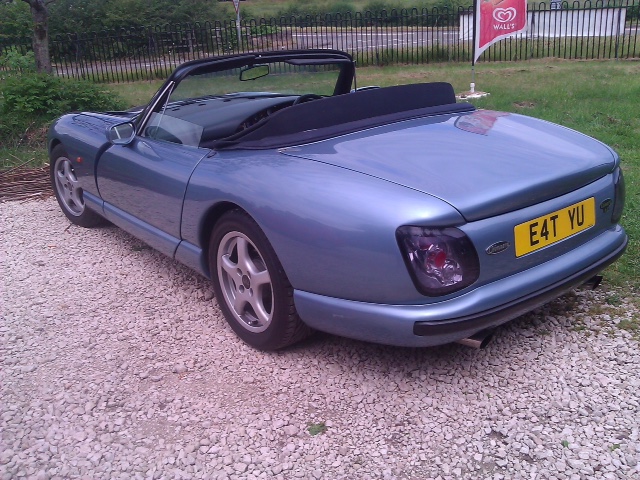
[456,329,494,349]
[582,275,603,290]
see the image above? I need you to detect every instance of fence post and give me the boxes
[529,6,535,60]
[614,6,622,59]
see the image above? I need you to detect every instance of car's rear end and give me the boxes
[282,109,627,346]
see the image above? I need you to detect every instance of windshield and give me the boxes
[139,51,355,148]
[169,62,346,101]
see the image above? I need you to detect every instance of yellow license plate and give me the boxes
[514,197,596,257]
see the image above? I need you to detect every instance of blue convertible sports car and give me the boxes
[49,50,627,350]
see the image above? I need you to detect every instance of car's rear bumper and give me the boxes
[293,227,627,347]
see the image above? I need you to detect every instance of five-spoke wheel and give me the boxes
[50,145,105,227]
[53,155,84,216]
[217,230,274,333]
[209,210,312,350]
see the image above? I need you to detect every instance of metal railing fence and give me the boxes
[1,1,638,83]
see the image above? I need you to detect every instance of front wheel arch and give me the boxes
[199,201,246,278]
[48,139,62,156]
[49,143,106,228]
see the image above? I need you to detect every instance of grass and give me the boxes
[0,147,48,170]
[307,421,328,435]
[2,59,638,297]
[618,319,640,335]
[116,81,164,108]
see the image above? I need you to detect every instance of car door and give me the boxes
[96,130,208,258]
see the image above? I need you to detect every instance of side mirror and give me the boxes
[239,64,269,81]
[107,122,136,145]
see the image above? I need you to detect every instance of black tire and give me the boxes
[209,210,312,350]
[50,144,106,228]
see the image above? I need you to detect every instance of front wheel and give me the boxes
[209,210,312,350]
[50,144,105,227]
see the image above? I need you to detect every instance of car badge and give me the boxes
[486,241,510,255]
[599,199,612,213]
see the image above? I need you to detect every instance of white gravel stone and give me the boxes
[283,426,299,436]
[1,198,639,479]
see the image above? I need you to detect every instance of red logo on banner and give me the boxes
[475,0,527,62]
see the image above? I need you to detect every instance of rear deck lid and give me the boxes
[280,110,617,222]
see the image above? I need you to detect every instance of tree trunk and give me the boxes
[23,0,53,73]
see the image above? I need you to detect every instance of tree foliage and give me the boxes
[1,0,227,39]
[1,0,229,72]
[0,49,125,152]
[2,72,125,116]
[0,1,32,39]
[47,0,225,35]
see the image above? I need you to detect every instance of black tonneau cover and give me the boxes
[214,82,475,150]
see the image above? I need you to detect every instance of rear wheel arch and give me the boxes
[205,208,312,350]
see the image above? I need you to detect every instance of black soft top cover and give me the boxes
[214,82,475,150]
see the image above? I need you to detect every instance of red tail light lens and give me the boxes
[396,226,480,296]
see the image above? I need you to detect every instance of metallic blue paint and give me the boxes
[294,226,626,346]
[460,174,619,288]
[97,139,206,239]
[47,51,628,348]
[181,150,465,303]
[174,240,208,278]
[49,113,129,198]
[103,202,180,258]
[282,112,618,222]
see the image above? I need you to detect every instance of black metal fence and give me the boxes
[2,1,639,83]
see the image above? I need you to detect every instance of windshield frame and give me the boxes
[134,50,355,137]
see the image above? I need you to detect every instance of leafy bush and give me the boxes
[0,112,44,149]
[2,73,126,116]
[275,0,356,18]
[0,47,36,75]
[249,24,280,36]
[0,50,126,153]
[326,1,356,14]
[362,0,394,12]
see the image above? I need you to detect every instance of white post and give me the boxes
[471,63,476,93]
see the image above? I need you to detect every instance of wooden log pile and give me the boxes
[0,165,52,202]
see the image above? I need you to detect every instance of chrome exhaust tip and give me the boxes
[456,329,494,349]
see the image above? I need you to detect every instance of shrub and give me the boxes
[249,24,280,36]
[326,1,356,14]
[0,47,36,75]
[2,73,126,117]
[0,50,126,152]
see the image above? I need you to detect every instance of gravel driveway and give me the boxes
[2,198,639,480]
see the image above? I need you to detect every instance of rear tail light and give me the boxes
[396,226,480,296]
[611,168,625,224]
